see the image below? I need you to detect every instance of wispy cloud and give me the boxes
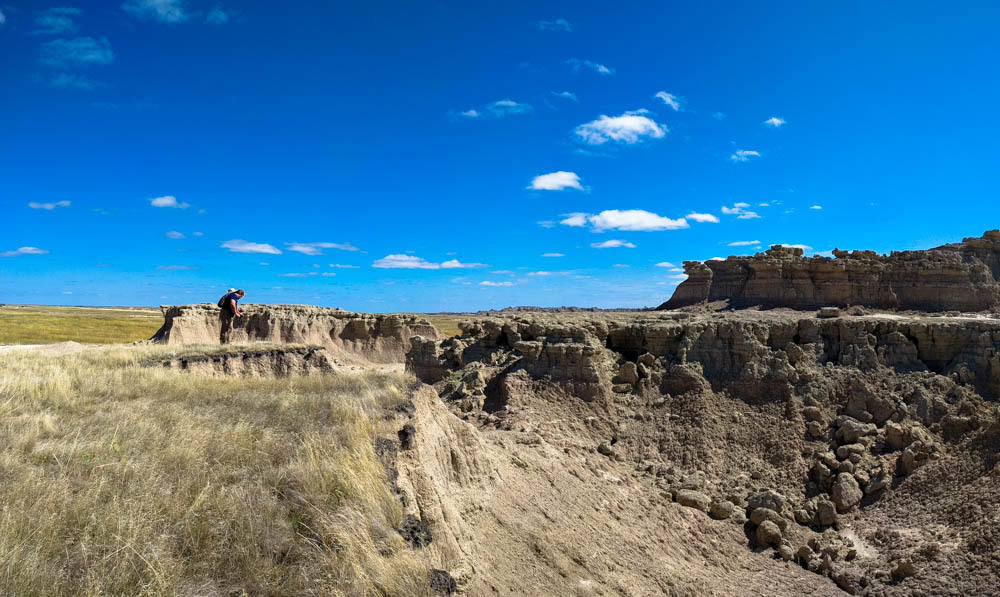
[591,240,637,249]
[0,10,6,25]
[575,110,666,145]
[764,116,786,127]
[285,242,360,255]
[1,247,49,257]
[528,171,583,191]
[721,202,760,219]
[654,91,681,111]
[551,91,577,102]
[541,253,565,258]
[28,200,71,210]
[712,112,725,120]
[459,99,532,119]
[613,264,630,268]
[810,205,823,210]
[727,240,761,246]
[561,209,688,232]
[34,7,82,35]
[372,255,486,269]
[730,149,760,162]
[278,272,319,278]
[566,58,614,75]
[157,264,197,270]
[49,73,98,89]
[778,243,812,251]
[537,220,556,228]
[221,239,281,254]
[654,261,675,268]
[150,195,189,208]
[537,18,571,31]
[527,271,552,276]
[205,6,229,24]
[122,0,189,23]
[686,212,719,223]
[40,37,114,67]
[329,263,360,269]
[480,280,514,287]
[165,231,185,239]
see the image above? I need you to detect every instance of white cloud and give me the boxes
[165,230,185,239]
[192,231,204,236]
[527,271,552,276]
[613,264,630,268]
[810,205,823,210]
[686,212,719,223]
[372,255,485,269]
[1,247,49,257]
[654,91,681,111]
[654,262,675,268]
[563,209,688,232]
[721,203,760,219]
[575,110,666,145]
[490,270,514,275]
[329,263,360,269]
[591,240,637,249]
[285,242,360,255]
[669,267,683,272]
[40,37,114,67]
[488,99,532,116]
[764,116,786,127]
[460,109,480,119]
[0,10,6,25]
[707,257,725,261]
[758,202,770,207]
[480,280,514,287]
[278,272,319,278]
[150,195,189,208]
[551,91,577,101]
[730,149,760,162]
[528,171,583,191]
[727,240,760,246]
[122,0,189,23]
[205,6,229,24]
[541,253,565,258]
[28,200,71,210]
[537,220,556,228]
[259,262,270,266]
[321,272,337,277]
[537,18,571,31]
[778,243,812,251]
[221,239,281,254]
[566,58,614,75]
[157,264,197,270]
[34,7,82,35]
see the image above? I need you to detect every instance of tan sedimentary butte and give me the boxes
[403,310,1000,595]
[151,304,440,363]
[660,230,1000,311]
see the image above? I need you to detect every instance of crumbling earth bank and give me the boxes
[152,304,439,363]
[405,310,1000,596]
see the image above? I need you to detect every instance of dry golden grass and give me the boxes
[0,305,163,345]
[0,345,430,596]
[421,316,465,338]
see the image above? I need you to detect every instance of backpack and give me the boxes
[217,293,231,308]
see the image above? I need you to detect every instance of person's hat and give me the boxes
[228,288,235,293]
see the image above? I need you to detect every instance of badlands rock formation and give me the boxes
[151,346,334,377]
[151,304,439,363]
[406,310,1000,596]
[660,230,1000,311]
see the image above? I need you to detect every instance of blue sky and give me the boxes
[2,1,999,312]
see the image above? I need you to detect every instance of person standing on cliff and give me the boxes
[219,288,245,343]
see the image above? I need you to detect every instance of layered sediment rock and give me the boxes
[152,304,439,363]
[659,230,1000,311]
[151,346,334,376]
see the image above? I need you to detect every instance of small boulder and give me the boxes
[638,352,656,367]
[675,490,711,512]
[831,473,862,512]
[892,559,917,581]
[817,307,841,318]
[597,442,615,457]
[777,543,794,561]
[709,499,734,519]
[750,507,789,532]
[748,489,786,514]
[815,499,838,526]
[756,520,783,547]
[617,362,639,384]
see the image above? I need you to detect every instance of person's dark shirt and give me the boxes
[224,292,240,313]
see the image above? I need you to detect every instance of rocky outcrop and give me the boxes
[659,230,1000,312]
[151,346,334,377]
[152,304,440,363]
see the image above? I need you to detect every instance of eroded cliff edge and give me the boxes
[659,230,1000,311]
[405,310,1000,596]
[151,304,440,363]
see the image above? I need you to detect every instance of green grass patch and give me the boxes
[0,305,163,345]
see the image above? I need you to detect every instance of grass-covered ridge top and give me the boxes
[0,345,431,595]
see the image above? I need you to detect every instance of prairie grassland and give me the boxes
[0,345,429,596]
[0,305,163,345]
[421,316,464,338]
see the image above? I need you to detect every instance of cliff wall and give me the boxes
[151,304,440,363]
[659,230,1000,311]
